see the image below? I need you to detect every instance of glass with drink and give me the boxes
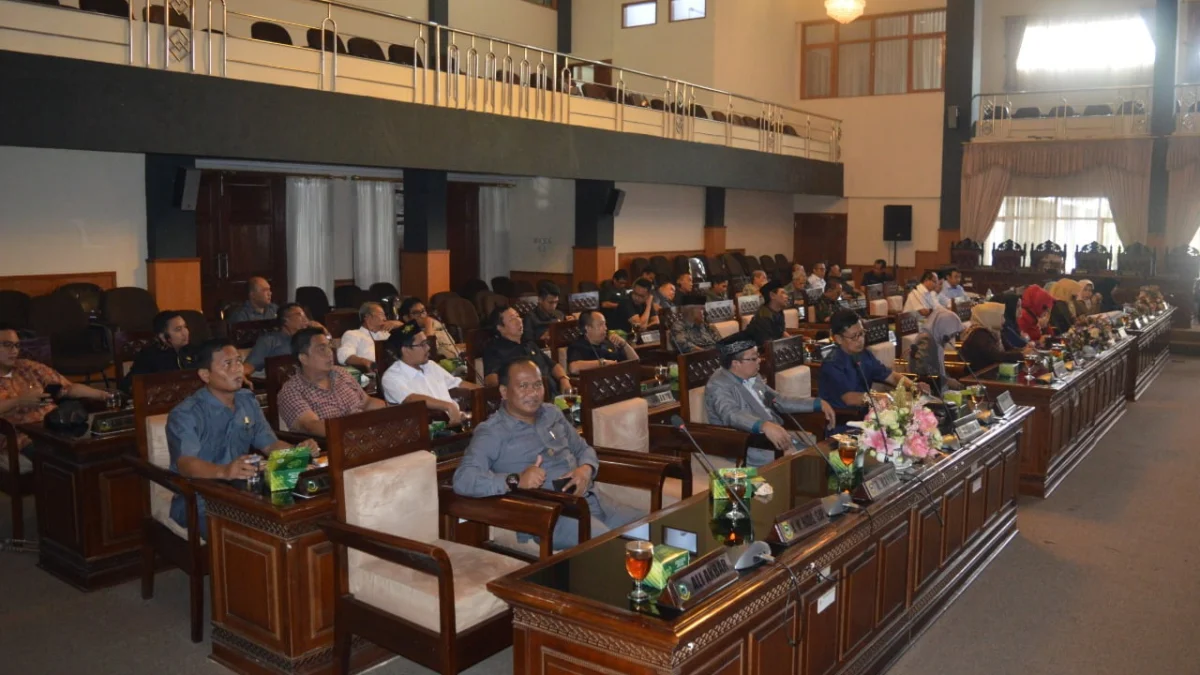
[655,364,669,386]
[1023,352,1038,384]
[625,540,654,602]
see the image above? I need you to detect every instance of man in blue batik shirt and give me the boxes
[167,339,317,535]
[818,310,928,410]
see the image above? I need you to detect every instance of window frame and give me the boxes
[669,0,706,23]
[800,8,947,100]
[622,0,659,29]
[983,196,1121,271]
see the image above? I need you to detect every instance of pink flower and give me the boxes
[861,429,888,454]
[915,408,938,434]
[905,432,931,459]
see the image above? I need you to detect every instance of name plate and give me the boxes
[1052,361,1068,379]
[1118,327,1128,339]
[954,417,985,445]
[1134,317,1144,329]
[639,331,660,345]
[993,390,1016,417]
[772,500,831,547]
[853,463,900,504]
[657,548,738,611]
[644,390,676,407]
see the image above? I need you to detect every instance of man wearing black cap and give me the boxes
[744,281,790,346]
[704,332,836,466]
[670,295,722,353]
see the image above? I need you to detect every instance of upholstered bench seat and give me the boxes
[774,365,812,399]
[886,296,903,313]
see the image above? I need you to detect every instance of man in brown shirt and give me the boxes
[277,328,386,436]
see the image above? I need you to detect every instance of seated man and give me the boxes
[381,322,474,424]
[704,332,835,467]
[245,303,322,374]
[0,323,114,460]
[567,309,640,374]
[482,306,571,395]
[608,278,658,333]
[225,276,278,324]
[705,275,730,302]
[166,339,317,535]
[522,282,565,343]
[653,279,677,311]
[862,259,893,287]
[741,270,768,297]
[811,280,844,324]
[745,281,789,345]
[398,297,458,361]
[278,328,385,436]
[599,270,630,311]
[818,310,928,410]
[675,272,694,296]
[787,269,808,305]
[337,301,402,371]
[120,310,195,394]
[903,271,945,317]
[938,267,969,306]
[807,262,827,292]
[452,359,643,549]
[671,295,722,353]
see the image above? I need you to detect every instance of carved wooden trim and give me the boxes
[704,300,736,323]
[205,500,324,539]
[863,317,889,347]
[212,626,374,673]
[568,292,599,313]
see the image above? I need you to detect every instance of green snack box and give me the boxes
[643,544,690,590]
[998,363,1018,379]
[711,467,757,500]
[265,447,312,492]
[944,390,963,406]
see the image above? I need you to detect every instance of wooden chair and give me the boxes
[1165,245,1200,278]
[323,310,360,340]
[126,369,207,642]
[1,420,36,542]
[895,311,921,361]
[1030,241,1065,272]
[1117,243,1156,277]
[226,318,275,349]
[567,291,599,315]
[263,354,298,430]
[321,403,563,675]
[863,316,896,371]
[950,238,984,270]
[705,299,739,338]
[1074,241,1112,273]
[112,329,157,381]
[736,294,762,329]
[509,295,538,318]
[463,328,495,385]
[882,281,904,314]
[548,318,582,375]
[991,239,1025,271]
[762,335,812,397]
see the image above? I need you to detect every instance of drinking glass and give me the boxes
[655,364,669,386]
[459,411,472,431]
[625,540,654,602]
[1023,354,1038,384]
[724,471,748,522]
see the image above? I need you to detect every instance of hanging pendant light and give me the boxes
[825,0,865,24]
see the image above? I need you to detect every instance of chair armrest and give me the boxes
[1,420,21,476]
[276,431,324,452]
[123,455,192,497]
[438,485,562,545]
[782,411,833,441]
[650,423,752,465]
[593,447,675,511]
[319,519,453,579]
[509,488,591,542]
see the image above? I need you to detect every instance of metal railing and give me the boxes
[973,85,1152,140]
[1,0,842,161]
[1175,83,1200,134]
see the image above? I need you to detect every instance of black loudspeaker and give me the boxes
[604,188,626,217]
[175,168,201,211]
[883,205,912,242]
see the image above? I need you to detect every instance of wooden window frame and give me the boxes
[622,0,658,29]
[669,0,707,23]
[800,8,946,100]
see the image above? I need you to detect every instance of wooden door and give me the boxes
[446,181,481,295]
[793,213,848,268]
[196,172,288,318]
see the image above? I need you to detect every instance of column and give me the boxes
[938,0,983,233]
[557,0,572,54]
[145,154,203,311]
[704,186,726,256]
[573,179,616,287]
[1147,0,1179,248]
[402,169,451,301]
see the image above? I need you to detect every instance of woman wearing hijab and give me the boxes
[1077,280,1099,315]
[909,308,965,392]
[1093,277,1121,312]
[999,293,1028,349]
[1047,278,1083,334]
[1018,285,1055,342]
[959,302,1027,372]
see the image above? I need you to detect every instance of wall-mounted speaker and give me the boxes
[883,205,912,242]
[604,188,625,217]
[176,168,201,211]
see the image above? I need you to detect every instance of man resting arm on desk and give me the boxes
[278,328,385,437]
[704,332,836,468]
[380,322,476,426]
[167,339,318,536]
[818,310,928,410]
[452,359,642,550]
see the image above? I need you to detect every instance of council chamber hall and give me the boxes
[1,0,1198,674]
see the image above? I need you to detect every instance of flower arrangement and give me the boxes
[859,387,944,466]
[1136,286,1166,315]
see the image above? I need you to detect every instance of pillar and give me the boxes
[573,179,617,287]
[557,0,572,54]
[938,0,983,231]
[1148,0,1179,240]
[145,154,202,309]
[402,169,451,300]
[704,187,726,256]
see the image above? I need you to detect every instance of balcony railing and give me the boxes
[973,86,1151,142]
[0,0,842,162]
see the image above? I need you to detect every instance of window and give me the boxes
[983,197,1122,271]
[1007,14,1155,91]
[623,1,657,28]
[671,0,705,22]
[801,9,945,99]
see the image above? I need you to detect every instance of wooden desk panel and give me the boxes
[1126,310,1173,401]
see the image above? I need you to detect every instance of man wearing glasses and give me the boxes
[608,278,659,334]
[398,297,458,361]
[818,310,927,410]
[704,332,835,467]
[277,328,385,436]
[0,323,114,465]
[380,322,475,425]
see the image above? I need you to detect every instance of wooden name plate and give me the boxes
[656,548,738,611]
[771,499,830,547]
[852,463,899,504]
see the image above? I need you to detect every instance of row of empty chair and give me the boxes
[984,101,1147,120]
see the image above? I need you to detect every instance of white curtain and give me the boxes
[837,43,871,97]
[960,166,1011,243]
[285,177,334,303]
[478,186,511,287]
[1100,164,1149,247]
[983,196,1123,271]
[353,181,398,291]
[1166,137,1200,250]
[1011,13,1155,92]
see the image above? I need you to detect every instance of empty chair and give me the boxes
[649,256,673,283]
[1012,106,1041,119]
[251,21,292,45]
[30,292,114,383]
[55,282,104,318]
[1047,105,1076,118]
[705,255,727,278]
[475,291,508,318]
[80,0,129,18]
[368,282,400,302]
[440,296,479,341]
[759,255,777,275]
[144,4,190,28]
[649,98,666,111]
[387,44,424,67]
[629,257,650,279]
[429,291,456,319]
[738,253,761,272]
[782,124,799,136]
[306,28,348,54]
[347,37,385,61]
[459,278,490,301]
[101,287,159,332]
[673,255,691,277]
[775,254,791,270]
[0,290,32,330]
[741,115,760,128]
[721,252,744,277]
[334,284,366,310]
[982,105,1010,120]
[512,280,535,296]
[294,286,331,322]
[1082,104,1113,117]
[711,110,728,123]
[689,104,708,119]
[491,276,516,298]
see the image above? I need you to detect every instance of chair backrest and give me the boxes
[741,254,762,273]
[676,349,721,423]
[323,310,360,339]
[459,278,490,300]
[346,36,385,61]
[706,255,728,277]
[306,28,348,54]
[577,281,599,293]
[883,281,901,297]
[177,310,212,344]
[759,255,777,273]
[30,291,90,339]
[333,285,367,310]
[896,311,920,338]
[368,282,400,302]
[429,291,457,317]
[1030,241,1065,271]
[80,0,129,18]
[954,302,972,323]
[704,299,736,324]
[263,354,298,430]
[374,339,396,381]
[17,335,53,367]
[227,318,276,349]
[387,43,423,67]
[1117,243,1156,277]
[132,369,205,466]
[548,318,583,368]
[579,360,646,450]
[991,239,1025,271]
[510,295,539,317]
[950,239,984,270]
[295,286,332,322]
[761,335,808,390]
[251,21,292,45]
[1165,245,1200,278]
[865,284,884,301]
[628,257,650,279]
[1074,241,1112,273]
[673,255,691,277]
[113,329,157,380]
[0,290,33,329]
[490,276,516,298]
[721,253,744,277]
[736,294,762,320]
[477,291,509,318]
[464,328,495,383]
[568,291,599,314]
[649,256,673,282]
[863,317,890,346]
[441,297,480,335]
[55,283,104,316]
[102,287,160,332]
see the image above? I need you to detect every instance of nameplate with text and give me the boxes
[955,417,985,445]
[853,463,899,503]
[772,500,830,547]
[993,391,1016,417]
[657,548,738,611]
[1052,361,1068,379]
[1118,327,1128,340]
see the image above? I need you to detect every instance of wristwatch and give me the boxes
[505,473,520,491]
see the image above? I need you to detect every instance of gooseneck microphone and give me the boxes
[668,414,752,519]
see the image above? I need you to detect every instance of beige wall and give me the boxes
[725,190,794,258]
[614,182,705,253]
[449,0,559,52]
[506,177,576,274]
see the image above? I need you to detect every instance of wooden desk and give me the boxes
[1125,309,1174,401]
[22,425,146,590]
[490,408,1031,675]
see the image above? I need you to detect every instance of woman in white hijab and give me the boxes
[959,302,1027,373]
[909,308,964,392]
[1076,279,1098,315]
[1048,278,1085,333]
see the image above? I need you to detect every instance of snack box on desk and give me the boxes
[997,363,1018,379]
[265,447,312,492]
[644,544,690,590]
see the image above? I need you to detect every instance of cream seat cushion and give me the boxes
[145,413,194,541]
[869,342,896,371]
[783,308,800,330]
[775,365,812,399]
[886,296,904,313]
[343,450,524,633]
[712,320,740,338]
[590,397,682,511]
[557,346,568,372]
[869,299,889,317]
[688,386,708,424]
[900,333,918,360]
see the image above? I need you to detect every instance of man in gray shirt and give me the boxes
[452,359,642,550]
[244,303,324,373]
[226,277,280,324]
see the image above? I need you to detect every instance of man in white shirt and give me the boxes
[337,302,401,370]
[380,322,475,425]
[903,271,946,317]
[807,262,827,292]
[938,268,969,306]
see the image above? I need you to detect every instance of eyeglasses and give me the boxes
[406,341,430,350]
[410,308,428,316]
[0,341,19,351]
[840,330,865,341]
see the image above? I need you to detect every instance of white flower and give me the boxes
[879,409,899,429]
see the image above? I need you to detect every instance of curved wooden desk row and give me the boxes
[488,408,1033,675]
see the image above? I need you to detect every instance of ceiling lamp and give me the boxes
[825,0,865,24]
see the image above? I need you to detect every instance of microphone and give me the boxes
[667,414,752,520]
[780,410,840,471]
[961,359,992,408]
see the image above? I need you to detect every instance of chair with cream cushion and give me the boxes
[127,370,207,642]
[464,328,492,385]
[763,335,814,400]
[0,420,36,544]
[705,299,740,338]
[322,403,562,675]
[884,281,904,314]
[548,318,582,374]
[863,317,897,371]
[674,349,753,486]
[895,311,921,361]
[784,307,801,329]
[866,283,890,317]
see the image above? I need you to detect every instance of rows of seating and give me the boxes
[951,238,1200,278]
[984,101,1147,120]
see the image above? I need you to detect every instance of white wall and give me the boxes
[506,177,575,273]
[613,182,705,253]
[450,0,559,52]
[0,146,148,287]
[724,189,794,256]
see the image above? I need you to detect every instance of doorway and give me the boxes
[793,213,848,268]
